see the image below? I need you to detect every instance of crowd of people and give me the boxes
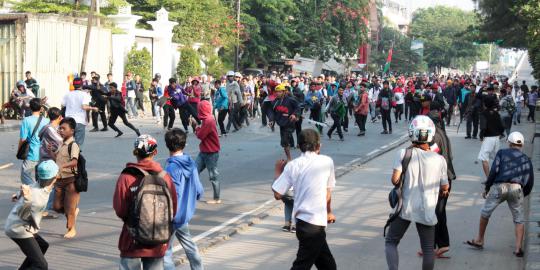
[4,67,538,270]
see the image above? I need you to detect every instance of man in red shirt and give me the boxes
[113,135,178,269]
[191,100,221,204]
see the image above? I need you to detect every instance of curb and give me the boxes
[525,126,540,269]
[0,123,20,132]
[173,133,410,266]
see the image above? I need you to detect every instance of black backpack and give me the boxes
[123,167,174,246]
[68,142,88,192]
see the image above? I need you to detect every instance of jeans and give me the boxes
[385,216,435,270]
[120,257,163,270]
[527,105,536,122]
[282,196,294,223]
[369,102,377,120]
[327,113,343,139]
[381,109,392,132]
[12,234,49,270]
[501,114,512,137]
[153,103,161,120]
[513,103,522,124]
[126,96,139,117]
[163,224,203,270]
[226,103,241,131]
[21,159,38,185]
[196,152,220,200]
[291,219,336,270]
[74,123,86,147]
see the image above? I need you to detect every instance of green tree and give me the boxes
[177,48,202,82]
[370,26,424,74]
[125,45,152,92]
[473,0,527,49]
[410,6,482,71]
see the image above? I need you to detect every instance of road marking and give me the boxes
[366,150,378,156]
[0,163,14,170]
[172,199,275,253]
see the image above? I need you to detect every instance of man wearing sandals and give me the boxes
[467,131,534,257]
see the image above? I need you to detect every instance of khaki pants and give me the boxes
[53,177,80,229]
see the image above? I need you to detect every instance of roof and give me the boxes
[0,13,28,22]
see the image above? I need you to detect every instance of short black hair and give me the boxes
[169,78,177,84]
[214,80,221,84]
[29,98,42,112]
[107,73,112,77]
[81,72,87,76]
[25,71,31,75]
[298,129,320,153]
[60,117,77,130]
[47,107,61,121]
[109,82,118,89]
[165,128,187,152]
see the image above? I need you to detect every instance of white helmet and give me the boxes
[408,115,436,143]
[226,71,235,77]
[234,72,242,78]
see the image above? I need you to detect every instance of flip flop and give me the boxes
[465,240,484,250]
[514,249,524,258]
[436,248,451,259]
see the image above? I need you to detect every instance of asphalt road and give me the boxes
[0,113,410,269]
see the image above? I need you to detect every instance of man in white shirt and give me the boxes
[272,129,337,270]
[61,77,98,147]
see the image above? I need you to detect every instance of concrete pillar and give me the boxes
[148,8,178,81]
[107,4,141,84]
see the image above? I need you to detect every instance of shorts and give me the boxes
[481,183,524,224]
[279,126,294,148]
[478,136,500,162]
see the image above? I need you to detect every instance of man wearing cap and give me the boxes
[61,77,99,147]
[5,160,59,269]
[113,135,178,269]
[84,74,109,132]
[467,131,534,257]
[225,71,242,132]
[478,97,505,177]
[272,84,300,161]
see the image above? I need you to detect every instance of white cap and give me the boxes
[234,72,242,78]
[226,71,235,77]
[508,131,525,145]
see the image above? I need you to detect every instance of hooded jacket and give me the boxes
[166,154,204,228]
[113,159,178,258]
[195,100,220,153]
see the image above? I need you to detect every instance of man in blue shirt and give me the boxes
[163,128,204,270]
[467,131,534,257]
[18,98,49,185]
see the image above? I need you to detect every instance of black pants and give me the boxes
[218,109,228,134]
[381,109,392,132]
[394,104,403,121]
[446,104,455,125]
[291,219,336,270]
[227,103,241,131]
[91,102,107,129]
[466,112,479,137]
[135,92,145,112]
[262,101,273,126]
[405,102,412,121]
[12,234,49,269]
[435,194,449,249]
[239,105,249,126]
[327,113,343,139]
[179,103,199,130]
[354,114,367,132]
[342,112,349,130]
[150,100,156,117]
[163,104,176,129]
[295,117,303,146]
[310,108,323,133]
[108,110,138,134]
[528,105,536,121]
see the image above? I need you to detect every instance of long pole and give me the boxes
[80,0,96,74]
[488,43,492,75]
[234,0,240,72]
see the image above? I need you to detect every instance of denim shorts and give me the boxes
[481,183,524,224]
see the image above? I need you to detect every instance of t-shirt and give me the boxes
[62,90,91,125]
[38,124,62,162]
[393,88,405,105]
[393,148,448,226]
[20,115,49,162]
[272,152,336,226]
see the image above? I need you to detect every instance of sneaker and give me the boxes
[206,199,222,204]
[100,128,108,132]
[89,128,99,132]
[115,131,124,138]
[472,136,478,139]
[465,136,471,139]
[327,132,332,140]
[290,226,296,233]
[343,128,348,132]
[282,225,291,232]
[381,130,388,134]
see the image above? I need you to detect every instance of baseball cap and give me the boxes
[508,132,525,145]
[73,77,83,88]
[37,160,59,181]
[134,135,158,156]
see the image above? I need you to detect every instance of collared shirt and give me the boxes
[272,152,336,226]
[56,137,79,179]
[62,90,91,125]
[486,148,534,195]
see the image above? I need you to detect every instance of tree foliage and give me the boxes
[125,45,152,91]
[410,6,483,71]
[370,26,423,74]
[177,48,202,82]
[473,0,527,49]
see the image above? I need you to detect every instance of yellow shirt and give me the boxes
[55,137,79,178]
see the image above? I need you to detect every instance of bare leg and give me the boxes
[482,161,490,178]
[284,147,291,161]
[515,223,524,252]
[474,216,489,244]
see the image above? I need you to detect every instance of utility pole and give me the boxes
[488,42,492,75]
[234,0,240,72]
[80,0,96,74]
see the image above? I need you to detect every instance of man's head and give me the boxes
[25,71,32,79]
[275,84,286,98]
[151,78,158,87]
[29,98,42,113]
[298,129,321,153]
[214,79,221,88]
[382,80,389,89]
[92,74,100,83]
[16,80,26,92]
[408,115,436,145]
[508,131,524,148]
[37,160,59,188]
[47,107,62,124]
[107,73,113,81]
[109,82,118,92]
[59,117,76,140]
[165,128,187,153]
[81,72,87,79]
[338,86,344,96]
[169,78,177,88]
[73,77,83,90]
[523,80,527,85]
[133,134,158,160]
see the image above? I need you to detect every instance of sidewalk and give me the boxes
[0,119,20,132]
[177,124,533,270]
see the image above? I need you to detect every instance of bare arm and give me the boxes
[272,159,287,200]
[327,188,335,223]
[62,158,78,170]
[391,169,401,185]
[82,104,98,112]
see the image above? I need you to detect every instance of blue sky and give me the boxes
[400,0,475,12]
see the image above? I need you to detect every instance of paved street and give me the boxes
[0,115,409,269]
[176,122,534,270]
